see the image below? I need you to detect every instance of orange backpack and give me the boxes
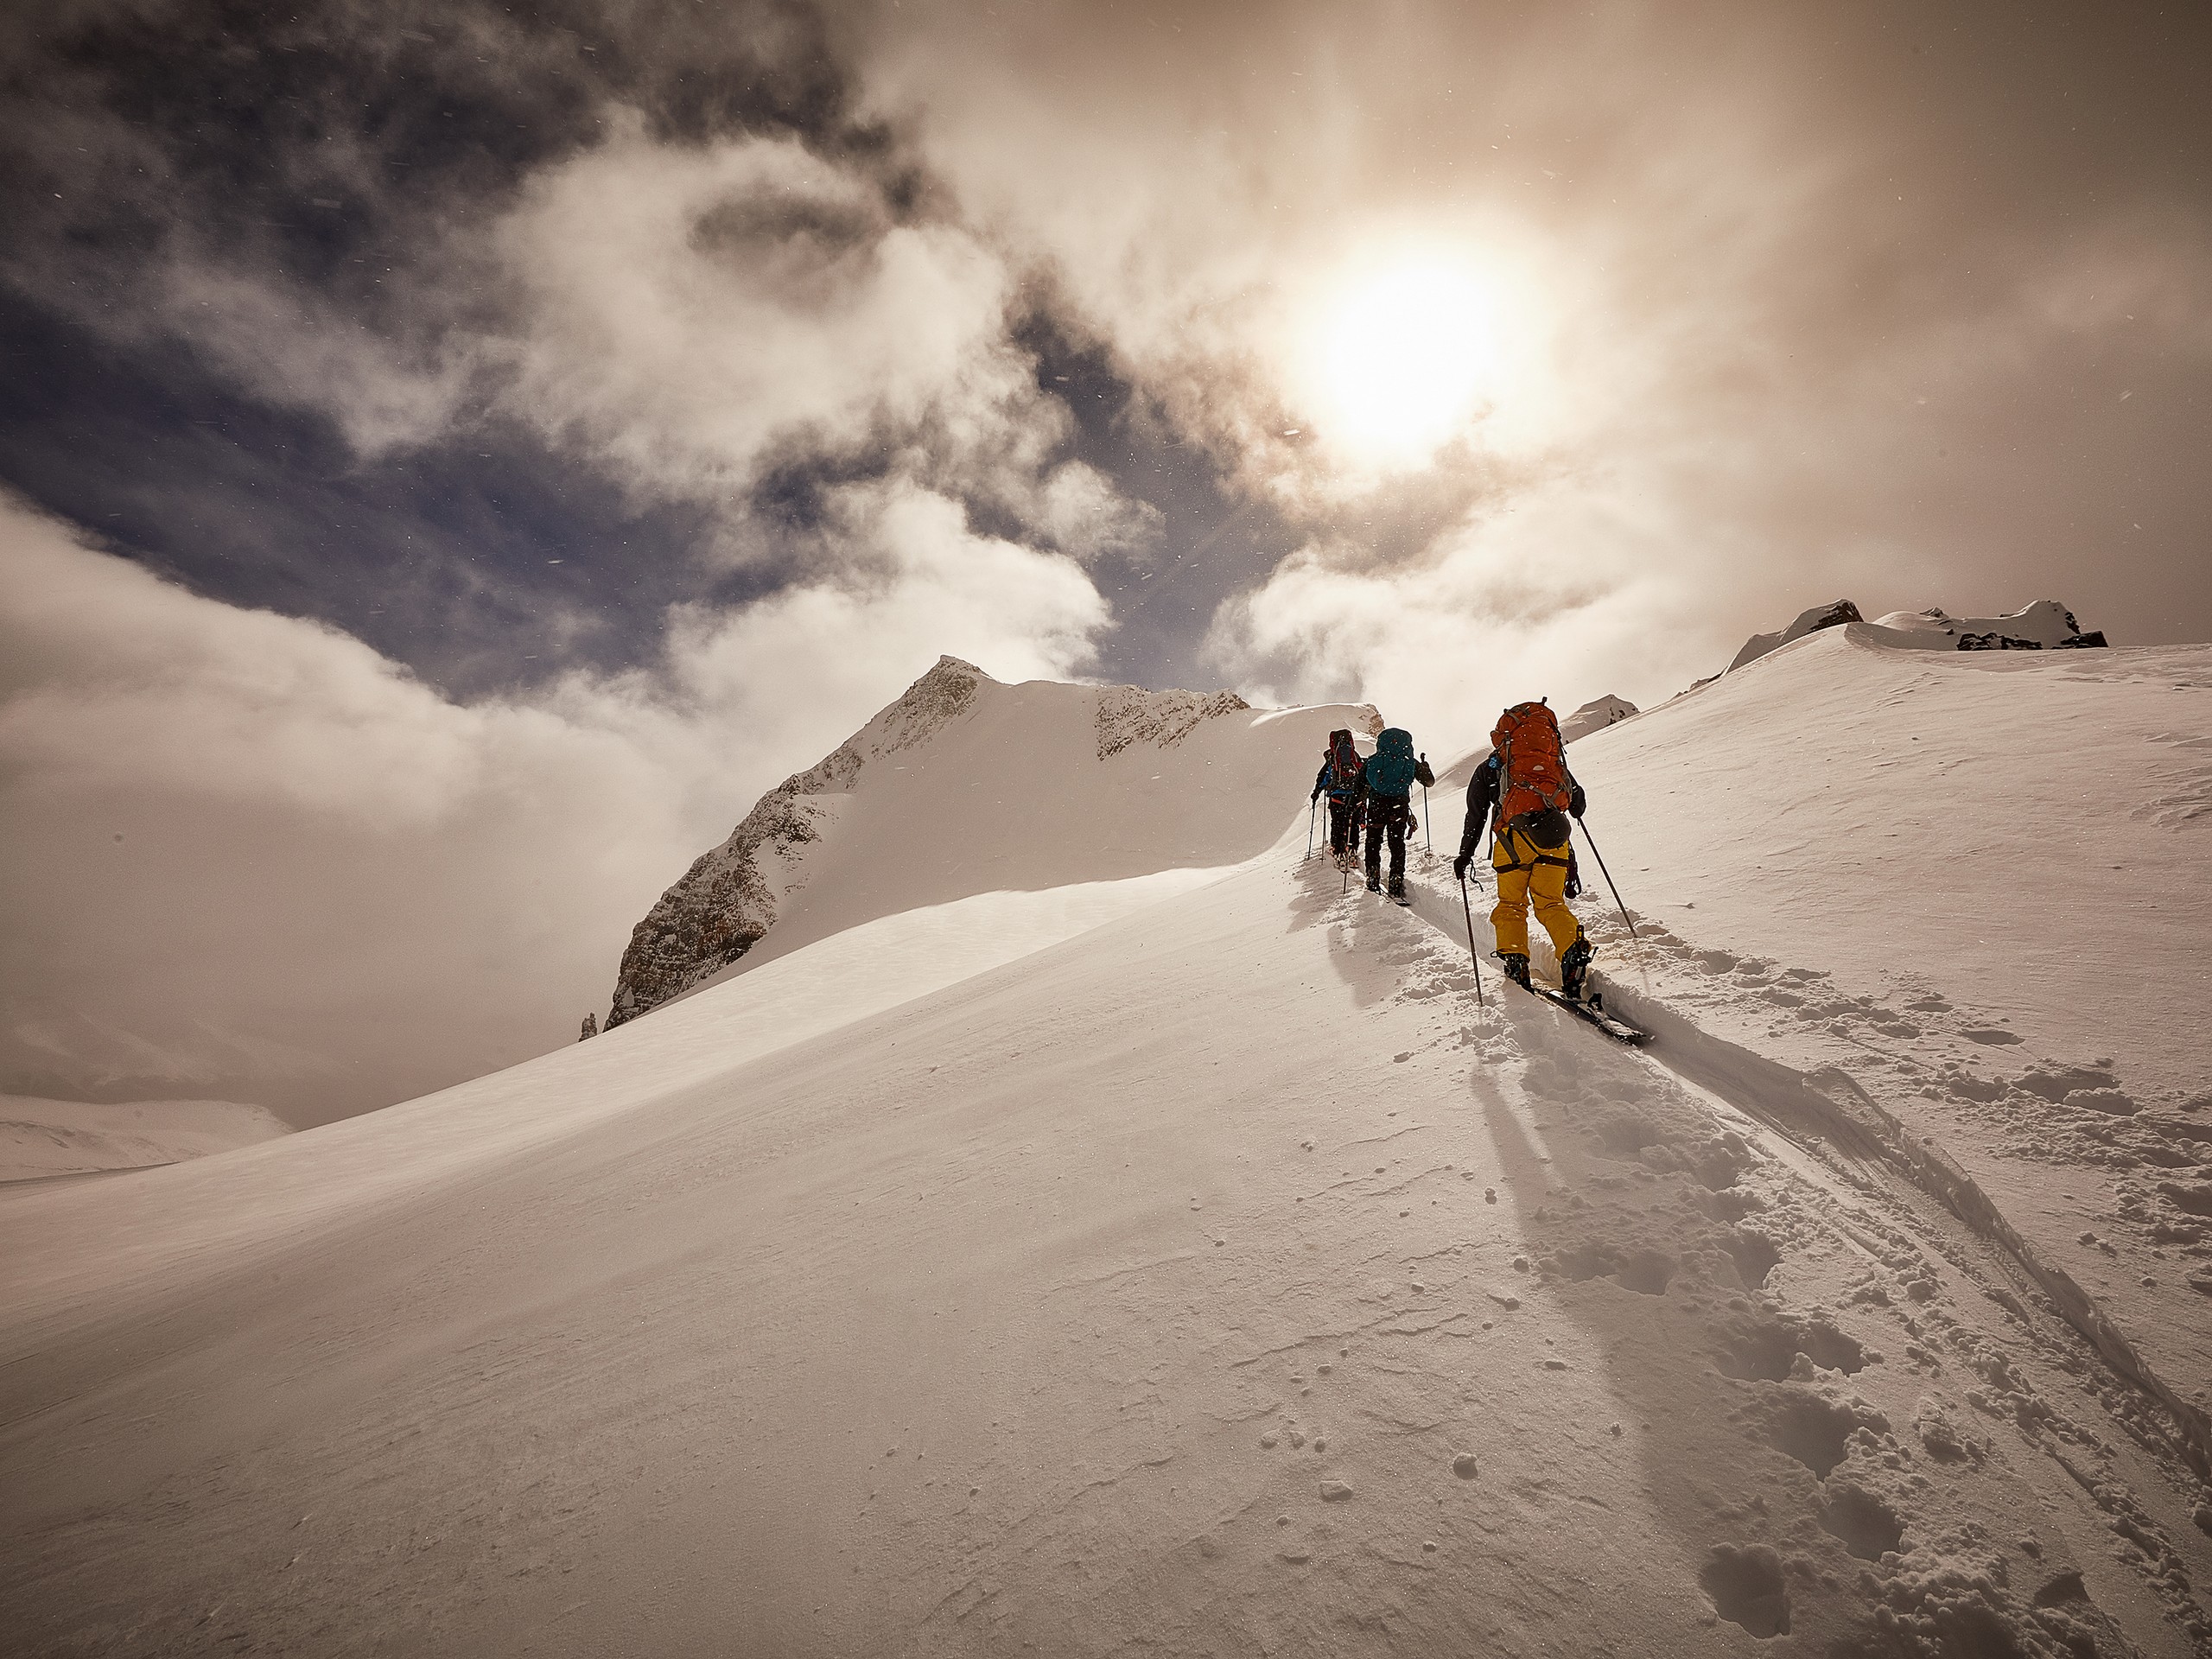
[1491,701,1572,830]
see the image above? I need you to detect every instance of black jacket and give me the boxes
[1458,756,1586,856]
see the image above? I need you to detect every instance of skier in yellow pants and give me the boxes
[1490,822,1582,966]
[1453,699,1593,997]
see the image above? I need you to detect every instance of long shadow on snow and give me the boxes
[1374,855,2152,1653]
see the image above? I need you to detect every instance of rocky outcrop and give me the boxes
[1729,599,2105,678]
[1728,600,1864,673]
[1870,602,2107,652]
[1094,685,1251,760]
[603,657,984,1029]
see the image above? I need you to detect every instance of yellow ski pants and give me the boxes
[1491,825,1584,959]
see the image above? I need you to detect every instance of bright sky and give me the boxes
[2,0,2209,1120]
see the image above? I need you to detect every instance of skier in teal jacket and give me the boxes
[1361,728,1434,899]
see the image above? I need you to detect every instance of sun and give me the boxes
[1296,256,1515,472]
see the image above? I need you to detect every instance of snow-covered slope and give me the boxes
[607,657,1367,1026]
[0,1093,289,1185]
[1551,623,2212,1452]
[3,632,2210,1656]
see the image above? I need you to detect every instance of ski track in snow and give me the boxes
[3,637,2211,1656]
[1374,837,2211,1653]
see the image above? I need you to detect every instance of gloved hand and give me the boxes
[1452,851,1471,881]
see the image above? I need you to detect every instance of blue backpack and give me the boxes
[1366,728,1420,797]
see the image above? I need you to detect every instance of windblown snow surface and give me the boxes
[4,636,2211,1656]
[0,1095,289,1186]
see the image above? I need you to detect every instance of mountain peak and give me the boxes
[605,665,1364,1028]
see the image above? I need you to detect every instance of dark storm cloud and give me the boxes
[0,289,773,695]
[0,0,1168,703]
[0,0,953,689]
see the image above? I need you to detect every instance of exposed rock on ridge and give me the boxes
[604,657,983,1029]
[606,661,1269,1030]
[1728,599,2104,677]
[1095,685,1250,760]
[1869,601,2107,652]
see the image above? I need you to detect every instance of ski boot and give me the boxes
[1560,937,1594,1001]
[1365,875,1382,893]
[1387,880,1406,902]
[1498,952,1531,989]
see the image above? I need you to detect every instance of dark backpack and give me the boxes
[1325,728,1364,796]
[1365,727,1420,797]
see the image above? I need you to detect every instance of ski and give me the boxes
[1511,978,1651,1045]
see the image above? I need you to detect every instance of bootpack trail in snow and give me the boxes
[3,631,2209,1656]
[1319,836,2210,1652]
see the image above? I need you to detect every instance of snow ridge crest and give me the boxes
[1728,598,2105,677]
[605,656,989,1028]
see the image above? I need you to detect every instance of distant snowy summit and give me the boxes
[1557,693,1639,743]
[604,657,1373,1029]
[1726,598,2105,675]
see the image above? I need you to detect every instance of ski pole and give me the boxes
[1457,872,1486,1007]
[1573,817,1641,941]
[1421,779,1431,855]
[1306,798,1316,861]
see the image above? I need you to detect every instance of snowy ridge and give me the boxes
[1728,598,1866,672]
[1557,692,1640,745]
[607,655,985,1027]
[610,658,1342,1027]
[1728,597,2105,676]
[1869,601,2107,652]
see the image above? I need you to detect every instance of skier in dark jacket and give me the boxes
[1310,728,1368,868]
[1452,704,1592,995]
[1362,727,1435,899]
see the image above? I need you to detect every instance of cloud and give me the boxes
[487,118,1068,517]
[851,0,2212,678]
[1205,474,1712,758]
[0,488,1105,1123]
